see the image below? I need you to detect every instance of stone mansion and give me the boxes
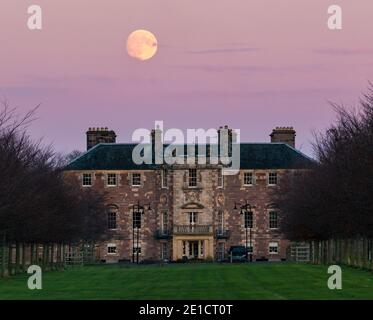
[64,126,312,263]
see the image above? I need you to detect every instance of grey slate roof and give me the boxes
[65,143,314,171]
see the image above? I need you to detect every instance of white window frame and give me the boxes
[107,173,117,187]
[244,211,253,229]
[200,240,204,256]
[188,169,197,187]
[268,172,278,186]
[162,211,168,232]
[217,168,224,188]
[269,211,279,229]
[269,242,279,254]
[246,245,254,254]
[107,243,117,255]
[133,210,142,229]
[188,212,198,225]
[243,171,254,186]
[217,210,224,230]
[133,242,142,255]
[107,210,117,230]
[82,173,93,187]
[161,242,169,260]
[131,173,141,187]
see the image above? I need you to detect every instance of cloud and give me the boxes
[32,75,118,85]
[186,47,261,54]
[314,48,373,56]
[171,64,326,74]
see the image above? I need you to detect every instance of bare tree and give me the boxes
[275,84,373,240]
[0,102,107,275]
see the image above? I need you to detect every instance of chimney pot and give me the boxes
[86,127,117,150]
[270,126,296,148]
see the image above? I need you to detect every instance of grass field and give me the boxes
[1,262,373,300]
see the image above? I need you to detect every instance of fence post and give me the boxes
[1,236,7,277]
[51,243,55,270]
[370,240,373,270]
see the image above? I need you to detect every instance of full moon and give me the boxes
[126,29,158,61]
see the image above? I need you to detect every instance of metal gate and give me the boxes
[64,246,83,267]
[290,243,311,262]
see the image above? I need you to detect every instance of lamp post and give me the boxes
[234,200,253,262]
[132,200,151,264]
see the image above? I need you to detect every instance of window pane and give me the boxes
[133,247,142,254]
[244,212,253,228]
[269,242,278,253]
[217,210,224,229]
[188,212,197,224]
[82,173,92,186]
[107,245,116,254]
[162,169,168,188]
[247,246,253,253]
[161,243,169,260]
[132,173,141,186]
[162,211,168,230]
[268,172,278,185]
[244,172,253,185]
[108,211,117,229]
[107,173,117,186]
[133,211,141,228]
[218,168,223,187]
[269,211,278,229]
[188,169,197,187]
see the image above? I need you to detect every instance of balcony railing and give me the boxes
[215,228,230,239]
[155,229,172,239]
[173,225,213,235]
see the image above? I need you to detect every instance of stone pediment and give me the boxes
[181,202,204,209]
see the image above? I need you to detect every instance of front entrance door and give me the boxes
[189,241,199,259]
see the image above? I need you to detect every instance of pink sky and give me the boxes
[0,0,372,156]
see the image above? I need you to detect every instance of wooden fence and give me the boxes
[0,243,99,278]
[310,239,373,269]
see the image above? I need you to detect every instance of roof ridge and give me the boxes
[65,143,103,167]
[65,142,314,170]
[282,143,315,162]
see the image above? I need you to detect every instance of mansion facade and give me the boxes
[64,126,312,263]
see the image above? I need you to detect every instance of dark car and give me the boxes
[228,246,248,262]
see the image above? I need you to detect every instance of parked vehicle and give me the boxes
[228,246,248,262]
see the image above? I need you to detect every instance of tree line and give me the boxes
[276,85,373,241]
[0,102,107,276]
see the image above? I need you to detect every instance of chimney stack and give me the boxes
[86,127,117,150]
[151,124,163,164]
[218,125,236,157]
[270,127,296,148]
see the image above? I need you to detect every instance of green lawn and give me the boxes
[1,263,373,300]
